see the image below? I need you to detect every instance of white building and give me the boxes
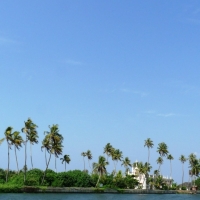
[127,162,146,189]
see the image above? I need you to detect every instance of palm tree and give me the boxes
[111,148,123,174]
[41,134,51,167]
[11,131,23,174]
[29,129,39,169]
[188,153,197,186]
[86,150,92,171]
[92,156,108,187]
[4,127,13,182]
[60,154,71,172]
[41,124,63,184]
[21,118,38,182]
[157,157,163,173]
[188,153,200,186]
[144,138,154,165]
[167,154,174,180]
[179,155,187,188]
[103,143,113,162]
[121,157,131,172]
[81,152,86,171]
[157,142,168,157]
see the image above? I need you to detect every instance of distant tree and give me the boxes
[41,124,63,185]
[157,142,168,157]
[179,155,187,188]
[92,156,108,187]
[167,154,174,180]
[121,157,131,173]
[11,131,23,174]
[4,127,13,182]
[103,143,113,162]
[144,138,154,165]
[156,157,163,173]
[21,118,38,182]
[60,154,71,172]
[86,150,92,171]
[81,152,87,171]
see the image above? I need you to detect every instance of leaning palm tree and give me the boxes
[92,156,108,187]
[4,127,13,182]
[144,138,154,165]
[111,148,123,174]
[41,134,51,167]
[81,152,87,171]
[179,155,187,188]
[86,150,92,171]
[11,131,23,174]
[21,118,38,182]
[41,124,63,184]
[121,157,131,173]
[157,157,163,173]
[60,154,71,172]
[103,143,113,162]
[167,154,174,180]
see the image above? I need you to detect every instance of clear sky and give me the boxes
[0,0,200,183]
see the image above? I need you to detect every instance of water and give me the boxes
[0,194,199,200]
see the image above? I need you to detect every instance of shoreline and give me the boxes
[0,186,198,194]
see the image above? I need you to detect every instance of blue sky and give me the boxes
[0,0,200,183]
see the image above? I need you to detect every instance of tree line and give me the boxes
[0,118,200,189]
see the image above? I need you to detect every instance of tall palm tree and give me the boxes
[41,124,63,184]
[81,152,86,171]
[11,131,23,174]
[144,138,154,165]
[21,118,38,182]
[157,157,163,173]
[179,155,187,188]
[157,142,168,157]
[103,143,113,162]
[60,154,71,172]
[92,156,108,187]
[86,150,92,171]
[29,129,39,169]
[4,127,13,182]
[167,154,174,179]
[121,157,131,173]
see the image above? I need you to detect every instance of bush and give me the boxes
[181,186,186,190]
[55,170,94,187]
[0,184,22,193]
[43,169,56,186]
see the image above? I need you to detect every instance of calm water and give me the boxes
[0,194,199,200]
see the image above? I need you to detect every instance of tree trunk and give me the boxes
[182,163,184,188]
[65,162,66,172]
[30,141,33,169]
[55,154,57,172]
[148,148,150,165]
[45,149,47,167]
[96,174,101,187]
[83,157,85,171]
[41,153,52,185]
[6,141,9,182]
[170,160,172,179]
[24,138,27,183]
[15,146,19,174]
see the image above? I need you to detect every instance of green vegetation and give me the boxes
[1,118,200,192]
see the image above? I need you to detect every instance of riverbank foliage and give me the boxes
[0,168,139,189]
